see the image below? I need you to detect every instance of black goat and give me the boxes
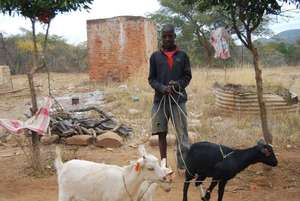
[183,140,278,201]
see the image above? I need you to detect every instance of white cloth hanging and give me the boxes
[210,27,231,60]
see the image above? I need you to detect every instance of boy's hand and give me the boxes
[162,85,172,95]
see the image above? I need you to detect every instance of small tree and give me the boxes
[0,0,93,172]
[184,0,300,145]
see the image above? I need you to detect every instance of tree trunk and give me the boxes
[203,39,213,67]
[28,19,42,172]
[42,21,51,96]
[251,47,272,144]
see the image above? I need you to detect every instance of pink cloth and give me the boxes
[0,97,53,135]
[210,27,231,60]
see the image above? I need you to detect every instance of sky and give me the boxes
[0,0,299,45]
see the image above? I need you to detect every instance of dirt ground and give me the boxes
[1,71,300,201]
[0,144,300,201]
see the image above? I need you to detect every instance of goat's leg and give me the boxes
[195,175,206,187]
[183,175,193,201]
[202,180,218,201]
[195,175,206,199]
[217,180,227,201]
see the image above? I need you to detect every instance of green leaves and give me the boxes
[183,0,289,48]
[0,0,93,22]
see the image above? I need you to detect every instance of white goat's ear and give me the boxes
[161,158,167,168]
[138,145,147,157]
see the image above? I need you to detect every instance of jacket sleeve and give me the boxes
[148,53,166,93]
[177,53,192,89]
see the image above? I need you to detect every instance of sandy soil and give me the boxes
[0,144,300,201]
[1,72,300,201]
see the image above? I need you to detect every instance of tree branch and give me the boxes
[231,8,249,48]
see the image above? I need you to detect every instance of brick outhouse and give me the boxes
[87,16,157,82]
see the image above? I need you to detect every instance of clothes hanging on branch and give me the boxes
[210,27,231,60]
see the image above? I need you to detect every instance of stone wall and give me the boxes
[87,16,157,82]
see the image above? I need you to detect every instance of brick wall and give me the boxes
[87,16,157,82]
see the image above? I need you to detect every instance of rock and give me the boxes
[0,142,7,146]
[190,119,201,124]
[149,132,198,146]
[0,127,5,135]
[189,132,198,143]
[0,128,9,142]
[94,131,123,148]
[149,136,157,146]
[129,143,137,148]
[118,84,128,90]
[149,135,176,146]
[65,135,93,146]
[189,112,202,118]
[131,96,139,102]
[41,135,59,145]
[128,108,140,115]
[212,116,223,122]
[5,134,27,145]
[255,171,263,175]
[189,119,202,129]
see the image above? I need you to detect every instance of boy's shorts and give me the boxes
[151,101,187,135]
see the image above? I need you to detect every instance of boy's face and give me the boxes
[162,31,176,50]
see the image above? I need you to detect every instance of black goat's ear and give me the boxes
[258,144,272,156]
[263,148,271,157]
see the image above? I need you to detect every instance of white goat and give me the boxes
[55,145,170,201]
[137,158,173,201]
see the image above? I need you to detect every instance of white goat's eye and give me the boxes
[147,167,154,171]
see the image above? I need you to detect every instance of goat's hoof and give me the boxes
[195,181,201,187]
[201,197,209,201]
[204,192,211,201]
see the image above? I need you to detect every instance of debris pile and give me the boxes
[50,107,132,139]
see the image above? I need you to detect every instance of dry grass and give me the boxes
[96,66,300,148]
[5,66,300,149]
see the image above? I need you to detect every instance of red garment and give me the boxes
[163,50,177,70]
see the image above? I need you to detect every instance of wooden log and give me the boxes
[81,127,92,135]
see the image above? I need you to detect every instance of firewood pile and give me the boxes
[50,106,132,138]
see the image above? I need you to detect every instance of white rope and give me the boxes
[167,95,193,176]
[184,179,219,184]
[136,180,155,201]
[219,144,234,159]
[169,94,189,120]
[123,173,169,201]
[122,174,134,201]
